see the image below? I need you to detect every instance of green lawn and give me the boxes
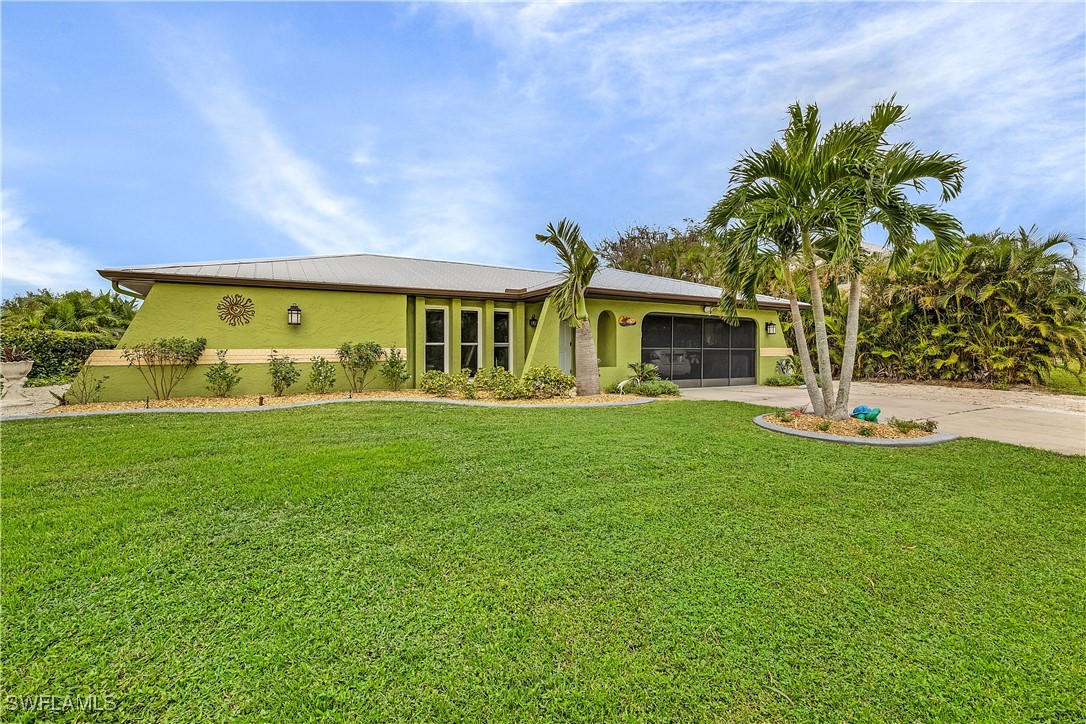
[2,400,1083,721]
[1044,362,1086,396]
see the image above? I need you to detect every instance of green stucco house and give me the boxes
[88,253,795,400]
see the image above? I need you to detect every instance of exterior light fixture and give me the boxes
[765,321,777,335]
[287,304,302,326]
[703,305,714,314]
[529,314,538,328]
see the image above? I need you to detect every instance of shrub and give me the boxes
[858,425,876,437]
[817,419,832,432]
[478,366,526,400]
[421,369,476,398]
[204,350,243,397]
[336,341,385,392]
[53,371,110,405]
[268,350,301,396]
[765,373,802,387]
[420,370,455,397]
[624,380,680,397]
[626,362,661,383]
[918,419,939,433]
[380,348,410,390]
[0,329,116,382]
[308,356,337,393]
[521,365,576,398]
[120,336,206,400]
[888,416,919,434]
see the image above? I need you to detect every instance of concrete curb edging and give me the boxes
[753,414,960,448]
[1,395,656,422]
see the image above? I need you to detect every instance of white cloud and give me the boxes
[1,192,103,295]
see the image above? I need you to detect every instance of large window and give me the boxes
[461,309,480,374]
[493,311,511,371]
[641,314,757,387]
[425,308,447,372]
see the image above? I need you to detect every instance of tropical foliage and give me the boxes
[0,329,116,385]
[796,228,1086,385]
[1,289,138,339]
[204,350,243,397]
[336,341,385,392]
[267,351,301,396]
[537,218,601,396]
[596,220,715,283]
[709,97,965,418]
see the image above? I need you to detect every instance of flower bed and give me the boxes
[40,390,640,414]
[762,412,936,440]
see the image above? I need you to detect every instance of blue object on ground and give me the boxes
[851,405,881,423]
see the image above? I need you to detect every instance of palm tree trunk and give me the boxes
[788,289,825,417]
[574,322,601,396]
[832,273,863,419]
[806,265,836,414]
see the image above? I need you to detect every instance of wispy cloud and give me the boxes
[148,28,390,256]
[1,192,102,294]
[448,2,1085,242]
[144,20,523,264]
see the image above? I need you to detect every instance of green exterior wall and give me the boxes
[85,281,788,401]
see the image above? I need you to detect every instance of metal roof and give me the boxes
[99,252,798,309]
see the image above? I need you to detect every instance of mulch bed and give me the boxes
[40,390,640,414]
[763,412,935,440]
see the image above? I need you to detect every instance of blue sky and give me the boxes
[2,1,1084,296]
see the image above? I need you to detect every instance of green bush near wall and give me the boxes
[0,329,115,382]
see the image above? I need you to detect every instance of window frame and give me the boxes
[460,308,481,375]
[493,309,512,371]
[424,306,449,373]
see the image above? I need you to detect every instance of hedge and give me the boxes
[0,329,116,381]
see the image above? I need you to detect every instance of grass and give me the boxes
[2,400,1084,721]
[1044,362,1086,396]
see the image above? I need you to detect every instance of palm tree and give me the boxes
[829,98,964,417]
[709,103,868,416]
[709,98,964,419]
[536,218,602,396]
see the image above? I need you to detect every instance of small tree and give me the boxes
[379,348,410,390]
[268,350,301,396]
[205,350,243,397]
[308,355,337,393]
[121,336,206,400]
[336,341,385,391]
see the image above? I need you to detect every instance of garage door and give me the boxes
[641,314,757,387]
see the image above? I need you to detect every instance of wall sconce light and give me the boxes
[287,304,302,326]
[765,321,777,335]
[703,305,714,314]
[529,314,538,328]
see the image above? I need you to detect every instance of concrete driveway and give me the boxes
[682,382,1086,456]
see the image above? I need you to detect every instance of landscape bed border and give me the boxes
[753,413,961,447]
[0,395,656,422]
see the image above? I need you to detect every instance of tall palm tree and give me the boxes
[708,103,868,416]
[709,98,964,419]
[536,218,602,396]
[829,98,964,417]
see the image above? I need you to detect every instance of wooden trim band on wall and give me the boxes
[85,348,407,367]
[759,347,793,357]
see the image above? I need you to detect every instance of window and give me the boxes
[493,310,511,371]
[424,308,447,372]
[461,309,480,374]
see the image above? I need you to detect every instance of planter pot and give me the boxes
[1,360,34,407]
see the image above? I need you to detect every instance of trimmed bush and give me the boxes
[380,349,410,390]
[475,366,526,400]
[268,350,301,396]
[121,337,206,400]
[0,329,115,382]
[624,380,680,397]
[205,350,243,397]
[307,356,337,393]
[336,342,384,392]
[521,365,576,398]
